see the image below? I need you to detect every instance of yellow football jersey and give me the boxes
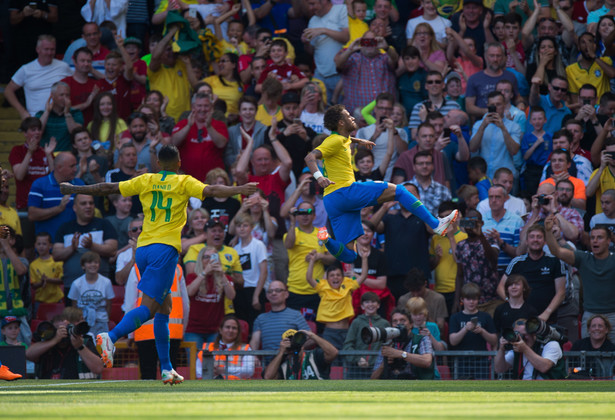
[315,133,355,196]
[119,172,206,253]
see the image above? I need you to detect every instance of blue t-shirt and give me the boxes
[521,132,553,166]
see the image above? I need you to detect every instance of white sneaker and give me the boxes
[96,333,115,368]
[162,369,184,385]
[434,209,459,236]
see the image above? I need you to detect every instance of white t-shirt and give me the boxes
[504,341,563,380]
[590,213,615,229]
[405,15,452,44]
[309,4,348,78]
[477,195,527,218]
[116,247,138,313]
[68,274,114,325]
[189,4,227,40]
[300,110,330,135]
[234,237,268,288]
[11,59,72,116]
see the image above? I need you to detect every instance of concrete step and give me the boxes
[0,119,20,131]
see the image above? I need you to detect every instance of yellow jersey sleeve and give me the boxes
[184,244,204,265]
[315,134,355,195]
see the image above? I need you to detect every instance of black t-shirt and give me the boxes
[571,337,615,351]
[351,246,387,279]
[449,311,496,351]
[493,301,538,335]
[505,254,565,321]
[202,196,241,243]
[354,168,384,183]
[382,212,430,277]
[265,121,316,181]
[107,169,143,216]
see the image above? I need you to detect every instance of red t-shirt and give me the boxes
[62,76,98,125]
[9,145,51,210]
[96,75,132,120]
[171,119,228,182]
[130,59,147,111]
[572,1,588,23]
[185,272,233,334]
[257,63,306,85]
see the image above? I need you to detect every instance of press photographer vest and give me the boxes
[512,341,567,380]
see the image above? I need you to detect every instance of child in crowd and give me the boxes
[445,28,483,94]
[67,252,114,338]
[123,37,147,111]
[353,119,395,182]
[521,106,552,195]
[306,251,369,350]
[430,202,466,316]
[448,283,498,379]
[406,297,447,351]
[342,292,390,379]
[30,232,64,309]
[456,184,480,213]
[493,274,538,335]
[345,0,369,48]
[215,4,250,56]
[105,194,133,249]
[1,316,25,346]
[190,0,227,36]
[232,213,268,329]
[398,46,426,115]
[445,72,464,110]
[256,40,308,93]
[467,157,491,201]
[503,13,526,74]
[255,77,284,125]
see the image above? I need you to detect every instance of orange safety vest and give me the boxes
[134,264,184,342]
[198,342,250,380]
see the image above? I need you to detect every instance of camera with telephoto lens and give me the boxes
[282,329,308,353]
[66,321,90,337]
[34,320,90,343]
[361,325,409,346]
[537,194,550,205]
[525,317,566,344]
[502,328,521,351]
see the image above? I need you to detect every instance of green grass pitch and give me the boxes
[1,380,615,419]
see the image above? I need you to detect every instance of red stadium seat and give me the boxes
[112,285,125,305]
[238,319,250,344]
[437,365,452,380]
[307,321,317,334]
[110,303,124,325]
[36,303,65,321]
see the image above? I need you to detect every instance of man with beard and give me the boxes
[566,32,615,102]
[114,112,162,172]
[305,105,458,265]
[465,43,519,119]
[540,149,586,211]
[106,143,147,216]
[498,224,566,324]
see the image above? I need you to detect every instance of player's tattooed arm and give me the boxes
[350,137,375,149]
[305,150,335,189]
[60,182,120,196]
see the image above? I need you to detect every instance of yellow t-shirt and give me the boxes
[566,57,613,98]
[148,60,192,122]
[0,204,22,235]
[315,133,355,196]
[183,244,242,274]
[284,227,327,295]
[430,230,468,294]
[314,276,359,323]
[344,17,369,48]
[30,257,64,303]
[255,104,283,126]
[119,172,206,253]
[217,39,250,57]
[203,75,242,115]
[87,119,128,143]
[155,0,198,14]
[589,167,615,213]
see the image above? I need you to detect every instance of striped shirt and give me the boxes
[408,98,460,130]
[482,210,524,271]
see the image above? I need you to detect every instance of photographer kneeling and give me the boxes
[495,318,566,380]
[263,329,338,380]
[26,307,103,379]
[370,309,435,380]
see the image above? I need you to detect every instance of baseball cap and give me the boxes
[463,0,483,6]
[445,71,462,84]
[281,92,300,105]
[124,37,143,47]
[1,315,21,328]
[205,218,225,229]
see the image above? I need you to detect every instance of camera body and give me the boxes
[487,105,497,113]
[502,327,521,350]
[360,38,378,47]
[537,194,550,205]
[525,317,566,345]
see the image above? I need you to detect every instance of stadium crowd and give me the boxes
[2,0,615,381]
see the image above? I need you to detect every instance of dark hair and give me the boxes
[551,75,568,86]
[401,45,420,58]
[504,12,522,26]
[417,122,435,134]
[324,104,347,132]
[90,92,120,146]
[158,144,180,164]
[390,308,410,324]
[213,315,244,349]
[468,156,487,173]
[256,28,273,38]
[261,77,283,99]
[238,95,258,109]
[551,148,571,163]
[218,52,240,86]
[73,46,93,61]
[413,150,433,164]
[375,92,395,104]
[80,251,101,266]
[354,148,374,164]
[405,268,427,292]
[504,274,530,300]
[564,119,583,130]
[487,90,504,101]
[127,111,149,126]
[552,129,572,145]
[361,219,376,232]
[19,116,42,132]
[426,70,443,80]
[360,291,380,304]
[493,167,513,181]
[438,200,458,214]
[271,39,288,51]
[460,282,481,300]
[70,127,94,155]
[527,223,546,237]
[579,84,597,96]
[325,263,343,276]
[426,111,444,121]
[35,231,53,243]
[529,105,546,117]
[556,178,574,192]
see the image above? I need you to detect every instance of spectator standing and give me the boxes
[409,151,451,216]
[493,274,538,335]
[80,0,128,36]
[528,76,571,135]
[36,82,84,152]
[30,232,64,307]
[61,47,99,125]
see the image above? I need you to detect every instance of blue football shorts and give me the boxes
[135,243,179,304]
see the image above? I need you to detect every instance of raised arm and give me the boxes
[544,215,576,265]
[305,250,318,288]
[150,25,180,72]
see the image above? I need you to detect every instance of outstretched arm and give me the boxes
[202,183,258,199]
[60,182,120,196]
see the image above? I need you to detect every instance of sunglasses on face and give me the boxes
[426,80,442,85]
[130,226,143,233]
[551,86,567,92]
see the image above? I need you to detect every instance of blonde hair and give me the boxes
[412,23,441,54]
[406,296,429,316]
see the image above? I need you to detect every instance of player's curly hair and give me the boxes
[324,104,346,132]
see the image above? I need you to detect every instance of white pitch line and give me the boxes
[0,380,130,390]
